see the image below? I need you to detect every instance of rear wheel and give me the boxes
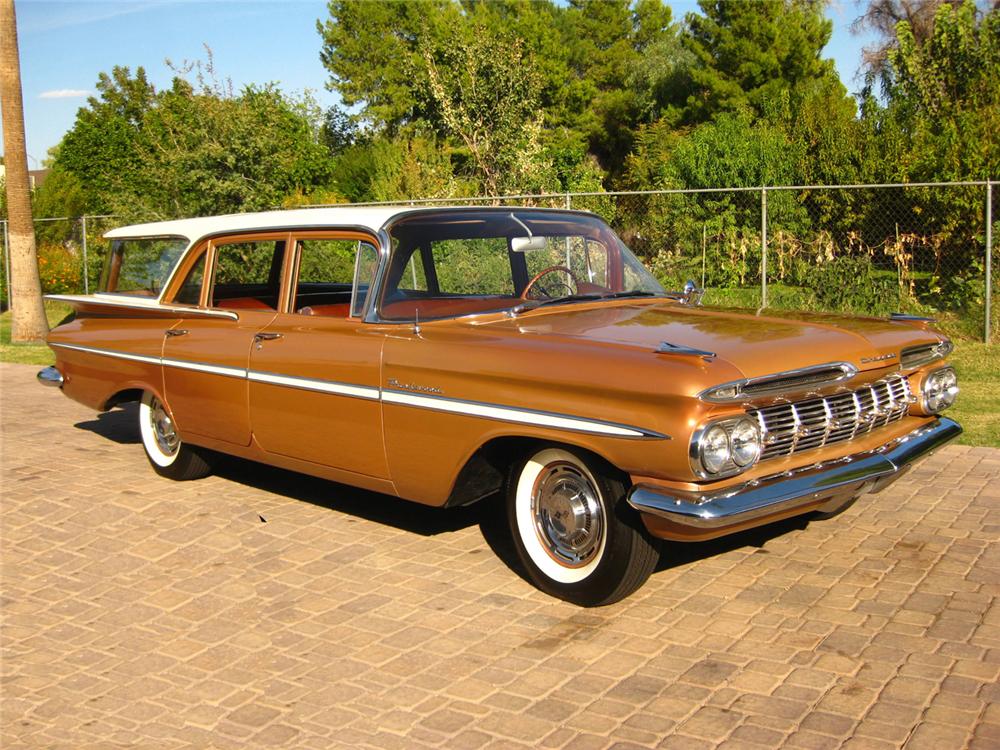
[138,391,213,480]
[507,446,660,606]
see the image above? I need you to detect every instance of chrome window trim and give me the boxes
[362,228,393,324]
[364,207,643,326]
[144,224,388,316]
[699,362,860,403]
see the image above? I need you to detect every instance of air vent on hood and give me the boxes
[901,340,953,370]
[700,362,859,403]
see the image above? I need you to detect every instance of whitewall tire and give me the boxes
[139,391,213,480]
[507,446,660,606]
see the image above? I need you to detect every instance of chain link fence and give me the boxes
[2,182,996,341]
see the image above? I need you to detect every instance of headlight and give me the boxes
[700,424,731,474]
[921,366,958,413]
[692,416,762,478]
[730,419,761,466]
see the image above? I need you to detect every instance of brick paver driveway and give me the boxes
[1,361,998,749]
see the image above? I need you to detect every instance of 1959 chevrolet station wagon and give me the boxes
[39,206,962,605]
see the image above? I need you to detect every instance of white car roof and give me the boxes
[102,205,480,244]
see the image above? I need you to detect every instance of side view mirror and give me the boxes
[682,279,705,306]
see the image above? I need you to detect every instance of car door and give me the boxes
[161,234,286,446]
[247,232,389,478]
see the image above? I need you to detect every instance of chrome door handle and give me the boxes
[165,329,188,337]
[253,332,283,342]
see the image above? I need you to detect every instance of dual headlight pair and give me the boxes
[691,416,761,479]
[921,366,958,414]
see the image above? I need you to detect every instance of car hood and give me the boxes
[489,301,945,379]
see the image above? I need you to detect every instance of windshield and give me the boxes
[380,210,664,321]
[99,237,189,297]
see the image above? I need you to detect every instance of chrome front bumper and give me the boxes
[37,366,64,388]
[629,417,962,539]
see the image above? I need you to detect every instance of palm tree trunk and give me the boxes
[1,0,48,342]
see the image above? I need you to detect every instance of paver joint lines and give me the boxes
[1,362,998,749]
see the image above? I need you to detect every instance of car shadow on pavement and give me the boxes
[73,403,141,445]
[652,514,811,573]
[74,404,817,584]
[213,453,489,538]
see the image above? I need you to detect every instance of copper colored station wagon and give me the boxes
[40,206,962,605]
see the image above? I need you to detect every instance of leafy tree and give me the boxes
[421,23,554,195]
[880,0,999,181]
[853,0,963,79]
[851,0,999,316]
[57,66,156,212]
[682,0,839,125]
[316,0,683,189]
[332,131,468,203]
[317,0,457,132]
[320,104,358,156]
[52,66,335,220]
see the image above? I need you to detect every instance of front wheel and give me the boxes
[507,446,660,606]
[138,391,213,480]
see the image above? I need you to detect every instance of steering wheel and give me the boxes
[521,265,580,300]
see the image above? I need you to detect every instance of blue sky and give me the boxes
[9,0,875,166]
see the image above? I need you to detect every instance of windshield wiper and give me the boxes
[506,294,601,316]
[508,290,662,316]
[529,293,606,308]
[533,290,661,307]
[600,290,660,299]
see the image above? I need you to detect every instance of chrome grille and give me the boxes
[752,375,912,461]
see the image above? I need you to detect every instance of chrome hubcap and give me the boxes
[531,462,604,567]
[149,397,179,456]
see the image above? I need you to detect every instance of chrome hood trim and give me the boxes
[900,339,953,370]
[699,362,859,403]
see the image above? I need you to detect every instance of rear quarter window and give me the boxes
[99,238,190,297]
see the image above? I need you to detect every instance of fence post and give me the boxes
[987,182,993,344]
[565,193,571,209]
[761,187,768,308]
[2,219,10,312]
[81,215,89,295]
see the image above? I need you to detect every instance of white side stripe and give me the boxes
[50,343,161,366]
[248,370,380,400]
[381,390,649,438]
[52,342,663,439]
[162,358,246,379]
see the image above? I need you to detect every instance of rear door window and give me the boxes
[211,239,285,311]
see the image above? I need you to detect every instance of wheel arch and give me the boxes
[101,387,146,411]
[444,434,628,508]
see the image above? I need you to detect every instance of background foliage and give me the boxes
[10,0,997,323]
